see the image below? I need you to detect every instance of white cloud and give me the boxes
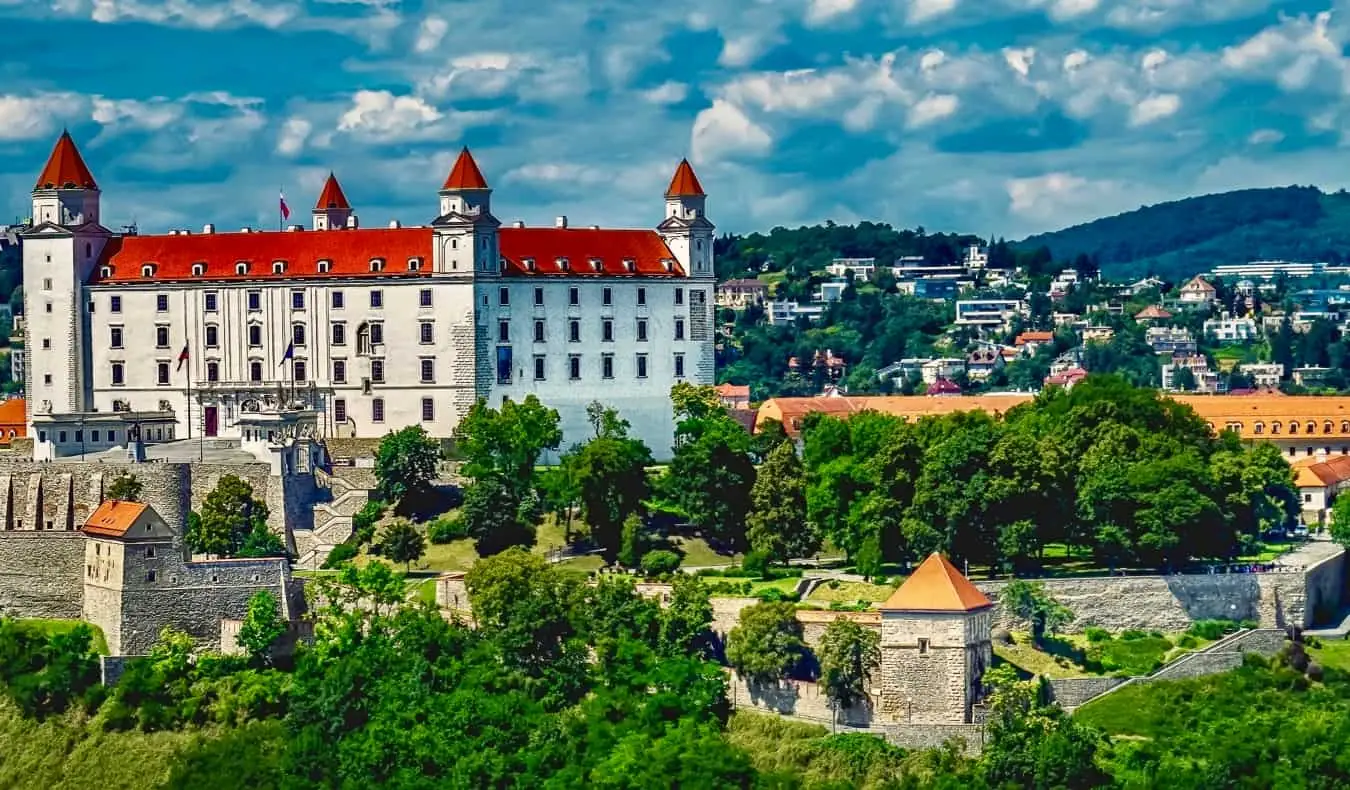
[1048,0,1099,19]
[1129,93,1181,126]
[1003,47,1035,77]
[805,0,859,26]
[1247,128,1284,145]
[337,91,441,141]
[0,94,84,141]
[1006,172,1095,221]
[719,35,768,68]
[908,93,960,127]
[414,16,448,53]
[503,163,611,187]
[91,97,184,131]
[908,0,959,24]
[641,82,689,105]
[275,117,312,156]
[691,100,773,165]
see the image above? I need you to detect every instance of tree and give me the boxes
[564,410,653,563]
[374,425,441,510]
[377,520,426,572]
[725,601,804,685]
[981,665,1111,789]
[464,548,583,676]
[817,618,881,714]
[237,590,286,667]
[659,574,713,657]
[189,475,284,558]
[1331,495,1350,548]
[1001,581,1072,645]
[107,472,143,502]
[454,395,562,495]
[462,474,537,556]
[666,412,756,551]
[746,440,816,564]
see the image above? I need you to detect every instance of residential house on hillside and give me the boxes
[1146,327,1198,354]
[1047,269,1086,299]
[1294,367,1333,388]
[1179,276,1217,307]
[1292,454,1350,526]
[766,300,825,326]
[955,300,1025,332]
[1014,331,1054,356]
[965,349,1003,381]
[1050,348,1084,375]
[921,358,966,384]
[927,377,963,395]
[876,358,928,385]
[815,280,848,303]
[826,258,876,280]
[1123,276,1165,296]
[716,279,768,310]
[1239,363,1284,389]
[1134,305,1174,324]
[1044,367,1088,390]
[1204,315,1260,343]
[714,383,751,410]
[1162,354,1220,393]
[1082,325,1115,343]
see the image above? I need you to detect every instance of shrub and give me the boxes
[427,514,469,544]
[352,500,385,545]
[1087,635,1173,676]
[756,588,801,603]
[640,550,681,577]
[1176,634,1198,649]
[322,543,358,568]
[1084,627,1111,643]
[742,550,770,578]
[1119,629,1148,641]
[1187,619,1245,641]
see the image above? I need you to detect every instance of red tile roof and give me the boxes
[96,227,434,283]
[1014,331,1054,345]
[314,173,351,210]
[880,553,992,612]
[715,383,750,400]
[34,131,98,191]
[442,148,489,191]
[498,228,684,277]
[1135,305,1173,320]
[96,225,685,283]
[927,377,962,395]
[83,500,148,538]
[665,159,705,198]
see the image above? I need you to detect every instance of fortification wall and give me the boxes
[726,672,878,727]
[0,532,84,618]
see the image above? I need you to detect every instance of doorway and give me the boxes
[204,406,219,437]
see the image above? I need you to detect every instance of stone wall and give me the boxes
[1046,677,1128,709]
[0,532,84,618]
[883,724,985,756]
[726,671,878,727]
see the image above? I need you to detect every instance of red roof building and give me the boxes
[880,553,992,612]
[34,131,98,191]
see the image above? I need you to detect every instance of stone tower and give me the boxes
[877,552,993,724]
[657,159,714,279]
[312,173,354,231]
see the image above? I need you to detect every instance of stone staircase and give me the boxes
[294,468,372,570]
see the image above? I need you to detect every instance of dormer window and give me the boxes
[236,262,249,275]
[141,264,156,278]
[523,257,536,272]
[557,257,569,271]
[623,258,636,273]
[191,263,206,277]
[99,266,111,278]
[407,257,423,271]
[589,257,603,272]
[317,259,331,273]
[272,260,287,274]
[661,258,674,272]
[369,258,385,273]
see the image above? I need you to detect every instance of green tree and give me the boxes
[106,472,143,502]
[981,665,1111,789]
[377,520,426,572]
[464,548,583,677]
[1001,581,1072,645]
[725,601,804,685]
[666,411,757,551]
[746,440,817,564]
[454,395,562,495]
[659,574,714,657]
[1331,495,1350,548]
[462,474,538,557]
[564,409,653,563]
[817,618,881,713]
[237,590,286,667]
[189,475,284,558]
[373,425,441,510]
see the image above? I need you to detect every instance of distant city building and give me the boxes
[1203,315,1260,343]
[920,358,966,384]
[1208,260,1350,280]
[965,349,1003,381]
[714,383,751,410]
[1013,331,1054,356]
[826,258,876,280]
[715,278,768,310]
[766,300,826,326]
[815,280,848,303]
[1162,354,1220,393]
[1082,325,1115,343]
[1238,363,1284,389]
[1178,276,1217,307]
[1146,327,1198,355]
[954,299,1026,332]
[1293,366,1334,388]
[1134,305,1174,323]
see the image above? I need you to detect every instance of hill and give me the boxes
[1018,185,1350,281]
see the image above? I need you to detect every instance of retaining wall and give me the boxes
[726,672,878,727]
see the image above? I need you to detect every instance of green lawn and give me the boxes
[994,630,1215,680]
[804,580,897,605]
[1309,637,1350,671]
[665,535,740,567]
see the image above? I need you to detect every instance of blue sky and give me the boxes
[2,0,1348,239]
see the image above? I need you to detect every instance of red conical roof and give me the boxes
[879,553,992,613]
[34,131,98,191]
[441,148,489,190]
[665,158,705,198]
[315,173,351,210]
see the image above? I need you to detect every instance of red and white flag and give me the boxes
[176,344,190,372]
[279,191,290,220]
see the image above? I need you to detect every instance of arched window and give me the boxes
[141,264,155,278]
[236,262,249,275]
[273,260,287,274]
[1254,422,1265,435]
[1289,422,1299,435]
[369,258,384,273]
[192,263,205,276]
[317,260,331,273]
[1273,422,1282,435]
[1307,421,1317,434]
[1325,421,1334,434]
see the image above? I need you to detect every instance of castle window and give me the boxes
[675,287,684,305]
[533,320,545,343]
[141,264,156,278]
[1308,421,1317,434]
[534,287,544,306]
[273,260,286,274]
[419,289,433,308]
[420,322,434,344]
[250,361,262,382]
[569,287,579,306]
[674,353,685,378]
[236,262,249,275]
[332,359,346,384]
[602,353,614,379]
[110,327,123,349]
[42,278,51,290]
[204,292,218,312]
[157,362,170,385]
[207,362,219,382]
[623,258,636,272]
[332,323,346,346]
[331,291,344,309]
[420,358,435,383]
[372,398,385,423]
[1254,422,1264,435]
[100,265,112,278]
[110,295,121,314]
[602,320,613,342]
[371,358,385,383]
[569,320,580,343]
[156,294,169,312]
[248,324,262,347]
[291,290,305,310]
[590,258,603,272]
[408,257,423,271]
[146,546,156,558]
[370,290,383,309]
[637,287,646,306]
[192,263,206,277]
[499,287,510,306]
[294,360,307,382]
[156,326,169,348]
[369,323,384,345]
[317,260,331,273]
[498,321,510,343]
[293,322,306,347]
[334,399,347,423]
[635,353,648,379]
[636,319,648,342]
[524,258,536,272]
[533,355,546,381]
[674,319,685,341]
[247,291,261,311]
[602,287,612,306]
[569,354,581,380]
[1326,421,1334,434]
[918,638,930,655]
[205,325,219,348]
[369,258,385,272]
[557,257,569,271]
[422,398,434,422]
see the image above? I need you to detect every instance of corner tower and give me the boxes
[432,148,499,276]
[312,173,354,231]
[657,159,714,279]
[31,130,100,227]
[877,553,993,725]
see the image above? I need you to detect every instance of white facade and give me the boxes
[1239,363,1284,389]
[954,299,1025,330]
[21,137,714,459]
[826,258,875,280]
[1203,316,1260,343]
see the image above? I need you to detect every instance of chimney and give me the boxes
[512,220,525,229]
[589,224,599,230]
[240,227,252,233]
[346,214,359,229]
[388,220,402,229]
[287,224,303,232]
[555,215,568,229]
[202,223,215,234]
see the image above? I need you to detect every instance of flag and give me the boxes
[176,344,189,372]
[279,191,290,221]
[279,341,294,367]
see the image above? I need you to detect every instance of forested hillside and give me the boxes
[1018,186,1350,280]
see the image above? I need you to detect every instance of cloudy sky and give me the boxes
[2,0,1349,239]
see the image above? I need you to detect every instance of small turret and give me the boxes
[312,173,353,231]
[31,131,100,227]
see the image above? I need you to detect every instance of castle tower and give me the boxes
[657,159,714,279]
[23,132,111,422]
[432,148,499,275]
[312,173,354,231]
[877,553,993,725]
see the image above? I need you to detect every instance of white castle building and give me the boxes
[21,133,715,460]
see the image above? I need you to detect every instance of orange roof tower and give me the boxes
[314,173,351,210]
[880,552,992,612]
[34,130,98,191]
[665,159,705,197]
[441,148,489,190]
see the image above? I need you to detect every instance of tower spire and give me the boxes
[34,130,98,192]
[312,172,354,230]
[441,148,490,191]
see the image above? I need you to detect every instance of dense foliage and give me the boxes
[801,376,1297,576]
[187,475,285,558]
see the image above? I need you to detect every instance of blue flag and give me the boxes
[279,341,294,367]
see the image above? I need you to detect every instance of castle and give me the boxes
[21,132,715,461]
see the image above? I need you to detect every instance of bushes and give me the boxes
[1085,632,1174,676]
[639,550,681,577]
[321,543,358,569]
[427,514,469,544]
[0,619,103,719]
[1187,619,1252,641]
[1084,627,1111,643]
[351,500,385,545]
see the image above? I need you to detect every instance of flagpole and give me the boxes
[279,186,283,232]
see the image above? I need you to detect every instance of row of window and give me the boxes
[112,356,438,387]
[110,288,435,315]
[499,285,687,307]
[333,397,431,424]
[1242,420,1350,436]
[118,321,403,351]
[37,426,171,445]
[496,351,685,384]
[499,318,686,344]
